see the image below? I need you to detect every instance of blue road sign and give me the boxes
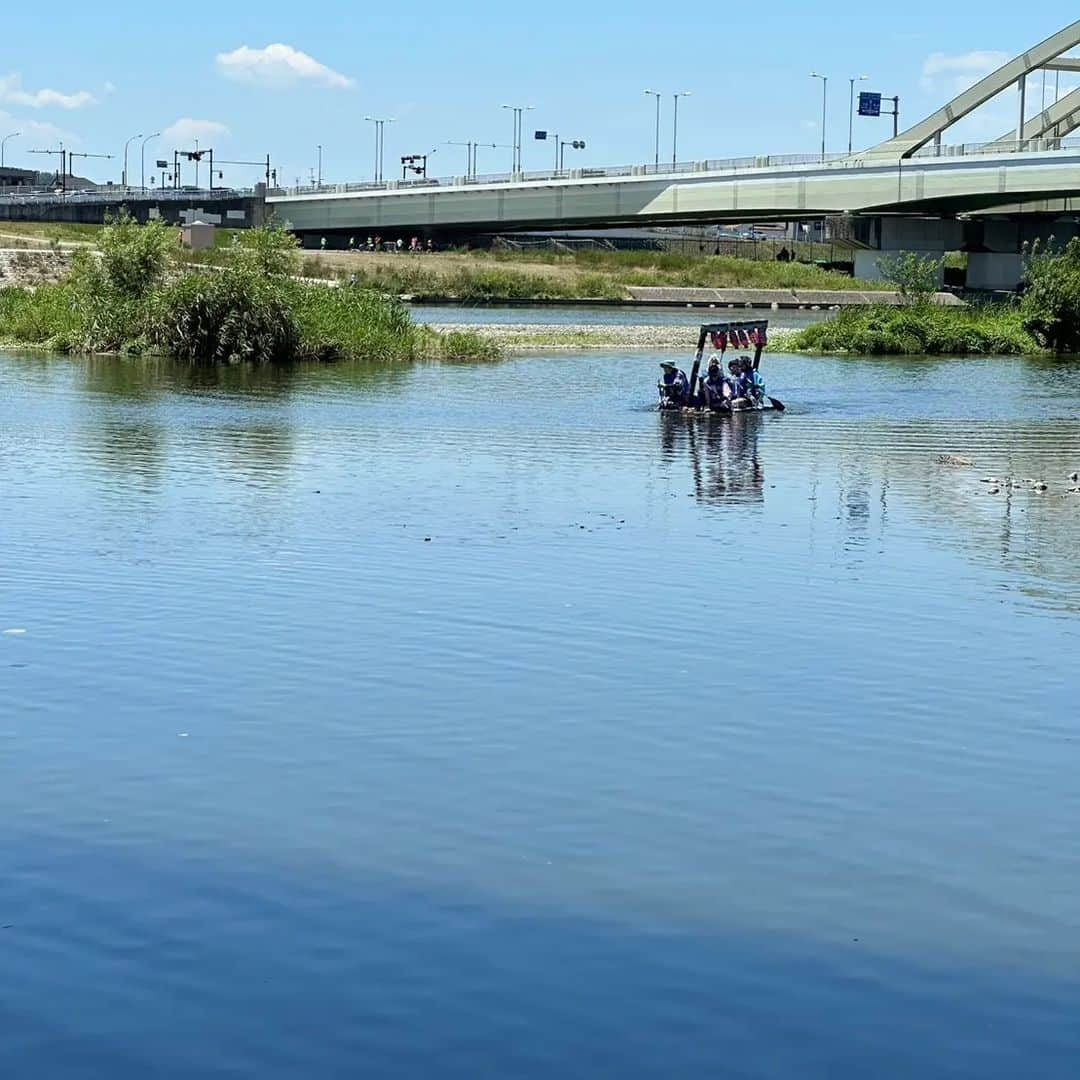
[534,130,548,140]
[858,92,882,118]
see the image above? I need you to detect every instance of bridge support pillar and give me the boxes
[853,217,962,285]
[965,218,1079,291]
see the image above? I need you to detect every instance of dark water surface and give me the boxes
[2,348,1079,1079]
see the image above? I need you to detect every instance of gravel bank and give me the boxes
[430,322,800,352]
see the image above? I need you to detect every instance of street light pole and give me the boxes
[365,118,396,182]
[500,104,534,172]
[848,75,868,154]
[140,132,160,193]
[811,73,828,162]
[1,131,20,169]
[672,91,692,167]
[122,132,142,189]
[317,144,323,187]
[643,90,661,167]
[447,141,473,177]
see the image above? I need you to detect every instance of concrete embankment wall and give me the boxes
[624,286,964,309]
[0,248,72,286]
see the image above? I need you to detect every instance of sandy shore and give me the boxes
[430,322,800,352]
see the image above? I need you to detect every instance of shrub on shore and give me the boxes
[791,303,1037,356]
[0,214,498,364]
[1020,238,1080,354]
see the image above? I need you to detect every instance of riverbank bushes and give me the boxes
[791,303,1037,355]
[793,243,1080,356]
[1020,238,1080,354]
[0,215,498,363]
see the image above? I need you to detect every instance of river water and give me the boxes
[2,346,1079,1079]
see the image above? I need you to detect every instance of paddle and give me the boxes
[768,397,786,412]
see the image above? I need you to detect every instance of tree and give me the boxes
[876,252,943,306]
[1020,238,1080,354]
[96,210,175,297]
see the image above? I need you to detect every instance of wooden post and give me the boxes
[687,325,708,406]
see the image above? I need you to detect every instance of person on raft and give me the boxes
[658,361,690,406]
[701,356,731,409]
[730,357,766,409]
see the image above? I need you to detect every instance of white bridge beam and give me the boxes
[993,87,1080,146]
[867,20,1080,158]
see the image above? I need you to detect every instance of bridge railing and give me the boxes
[0,186,255,207]
[273,152,853,198]
[269,138,1080,199]
[908,136,1080,158]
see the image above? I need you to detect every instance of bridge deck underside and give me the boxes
[269,153,1080,234]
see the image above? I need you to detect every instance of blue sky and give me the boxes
[1,3,1075,186]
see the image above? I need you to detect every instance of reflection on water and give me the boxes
[2,347,1080,1079]
[659,410,766,505]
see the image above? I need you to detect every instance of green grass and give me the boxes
[485,246,893,290]
[0,221,104,246]
[789,303,1039,355]
[301,253,884,301]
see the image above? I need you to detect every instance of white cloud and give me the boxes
[215,43,353,90]
[921,50,1010,94]
[0,74,96,109]
[162,118,231,147]
[0,109,77,148]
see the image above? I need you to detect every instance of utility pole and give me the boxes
[178,148,210,189]
[140,132,161,193]
[365,117,396,182]
[643,90,661,167]
[559,138,585,171]
[500,104,534,172]
[122,133,142,189]
[1016,74,1028,150]
[672,91,692,167]
[28,144,66,191]
[848,75,868,154]
[67,150,114,191]
[216,156,276,190]
[447,141,509,179]
[810,73,828,162]
[317,144,322,187]
[28,144,109,193]
[447,140,474,178]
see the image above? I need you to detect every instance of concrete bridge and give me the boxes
[268,144,1080,287]
[268,19,1080,289]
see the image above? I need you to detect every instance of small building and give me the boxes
[0,166,37,190]
[181,221,216,251]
